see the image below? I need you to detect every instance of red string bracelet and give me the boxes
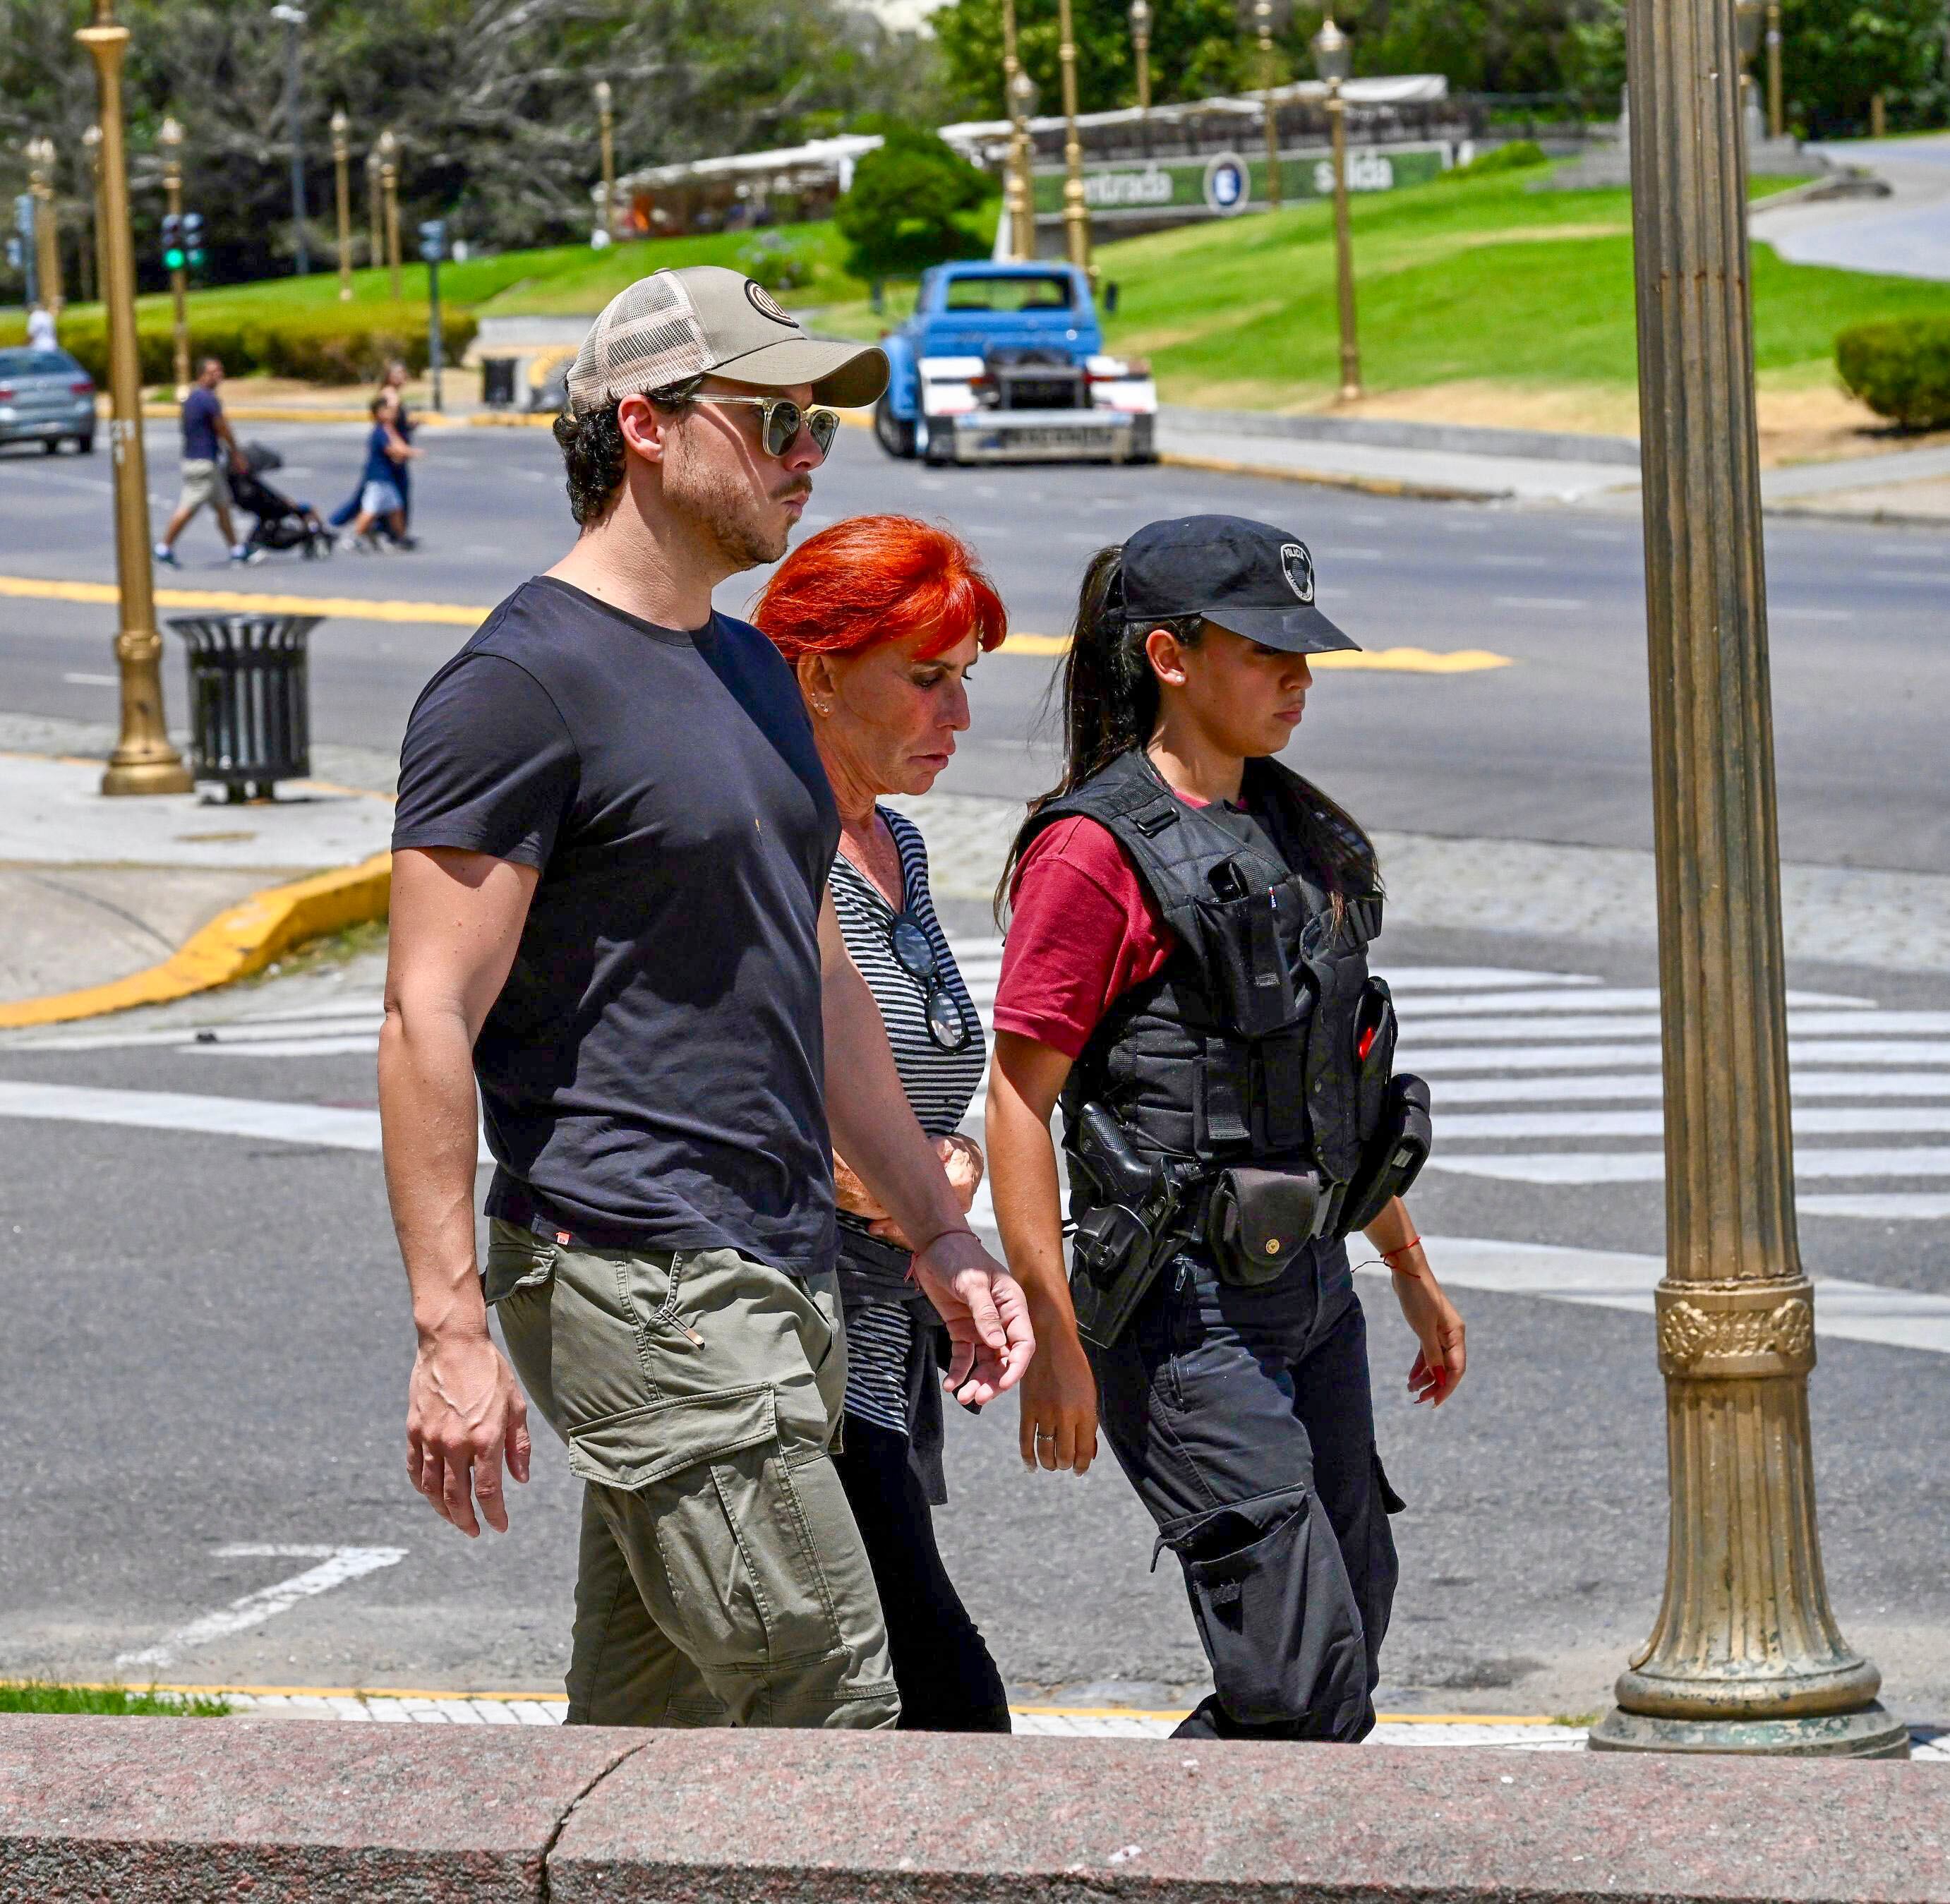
[1380,1236,1425,1278]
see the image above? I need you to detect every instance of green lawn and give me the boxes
[0,1680,230,1717]
[8,165,1941,410]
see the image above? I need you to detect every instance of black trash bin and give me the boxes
[168,613,322,801]
[481,355,518,408]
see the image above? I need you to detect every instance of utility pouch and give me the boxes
[1198,883,1300,1039]
[1337,1073,1433,1238]
[1206,1166,1326,1287]
[1353,977,1400,1143]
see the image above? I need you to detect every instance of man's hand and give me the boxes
[910,1227,1035,1406]
[406,1330,531,1536]
[865,1135,984,1250]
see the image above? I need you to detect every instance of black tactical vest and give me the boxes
[1022,750,1388,1189]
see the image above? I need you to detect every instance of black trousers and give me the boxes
[832,1416,1012,1733]
[1089,1239,1403,1742]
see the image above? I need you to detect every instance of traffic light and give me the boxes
[161,212,185,272]
[417,217,446,265]
[183,212,205,270]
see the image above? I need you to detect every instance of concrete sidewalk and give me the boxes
[0,747,395,1016]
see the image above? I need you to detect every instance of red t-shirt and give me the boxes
[994,795,1220,1061]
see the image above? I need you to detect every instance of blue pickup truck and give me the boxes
[872,261,1158,466]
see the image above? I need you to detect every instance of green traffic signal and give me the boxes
[164,246,186,271]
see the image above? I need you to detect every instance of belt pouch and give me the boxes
[1337,1073,1433,1237]
[1206,1167,1323,1287]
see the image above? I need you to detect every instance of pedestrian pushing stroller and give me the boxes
[233,442,333,560]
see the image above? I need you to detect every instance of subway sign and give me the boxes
[1032,141,1451,219]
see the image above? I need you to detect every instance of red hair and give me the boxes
[752,514,1007,665]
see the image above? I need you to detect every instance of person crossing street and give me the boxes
[152,357,253,567]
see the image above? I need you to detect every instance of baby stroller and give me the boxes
[233,442,334,560]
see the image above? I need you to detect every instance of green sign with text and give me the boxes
[1032,143,1449,218]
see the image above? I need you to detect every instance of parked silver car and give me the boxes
[0,347,96,454]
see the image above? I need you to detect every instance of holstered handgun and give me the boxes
[1066,1102,1186,1349]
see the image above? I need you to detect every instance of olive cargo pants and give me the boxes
[488,1220,900,1729]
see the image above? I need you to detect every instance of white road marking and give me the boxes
[1433,1071,1950,1105]
[1409,1040,1950,1073]
[1772,607,1853,621]
[1380,968,1601,991]
[1428,1147,1950,1184]
[61,671,117,686]
[1441,1105,1950,1140]
[1407,1011,1950,1042]
[1408,1234,1950,1356]
[197,1036,380,1058]
[1404,986,1867,1017]
[116,1545,407,1669]
[1800,1193,1950,1220]
[1493,596,1590,610]
[0,1081,380,1149]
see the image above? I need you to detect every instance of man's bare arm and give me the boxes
[379,845,537,1536]
[817,889,1034,1402]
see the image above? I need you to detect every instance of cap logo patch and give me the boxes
[744,280,797,327]
[1281,541,1316,604]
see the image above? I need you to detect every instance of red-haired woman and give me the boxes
[752,513,1012,1733]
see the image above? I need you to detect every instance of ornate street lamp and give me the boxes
[27,135,64,323]
[365,145,383,272]
[269,4,311,274]
[1129,0,1152,146]
[1056,0,1091,273]
[377,126,402,301]
[75,0,193,797]
[1735,1,1764,143]
[1008,67,1040,262]
[1311,12,1360,401]
[158,116,191,394]
[1766,0,1783,139]
[330,109,353,299]
[1586,0,1907,1767]
[1254,0,1281,210]
[593,79,618,243]
[82,123,106,307]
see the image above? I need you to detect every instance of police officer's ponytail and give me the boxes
[998,541,1379,921]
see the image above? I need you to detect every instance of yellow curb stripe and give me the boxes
[1,579,1510,672]
[4,1679,1560,1725]
[0,850,392,1029]
[0,574,484,629]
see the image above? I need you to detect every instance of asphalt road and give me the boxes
[1,416,1946,1725]
[1,416,1947,872]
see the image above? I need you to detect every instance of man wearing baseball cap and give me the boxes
[380,267,1033,1730]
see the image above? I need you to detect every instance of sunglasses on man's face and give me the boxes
[688,392,841,462]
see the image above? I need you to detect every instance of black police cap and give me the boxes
[1121,514,1360,656]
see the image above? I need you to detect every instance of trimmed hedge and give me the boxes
[1443,139,1550,181]
[1836,315,1950,430]
[35,310,477,388]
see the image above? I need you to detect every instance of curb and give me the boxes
[1157,447,1511,502]
[0,850,392,1030]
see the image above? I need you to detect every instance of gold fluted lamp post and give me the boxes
[76,0,193,798]
[158,116,191,397]
[1000,0,1035,262]
[1586,0,1906,1761]
[1254,0,1282,211]
[330,109,353,299]
[1055,0,1091,274]
[1129,0,1152,151]
[366,145,383,272]
[1765,0,1784,139]
[378,128,402,301]
[28,136,64,325]
[82,123,106,308]
[594,79,618,243]
[1311,14,1361,402]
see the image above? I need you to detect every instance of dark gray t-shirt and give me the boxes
[392,576,840,1275]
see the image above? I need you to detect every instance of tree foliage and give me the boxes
[2,0,946,297]
[833,123,995,279]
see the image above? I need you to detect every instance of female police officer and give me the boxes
[984,514,1466,1743]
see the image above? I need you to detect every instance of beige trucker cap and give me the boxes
[565,265,888,414]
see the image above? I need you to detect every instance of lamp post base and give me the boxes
[102,752,194,797]
[1591,1705,1910,1757]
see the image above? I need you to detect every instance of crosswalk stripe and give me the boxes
[0,1082,381,1151]
[1428,1147,1950,1184]
[1441,1106,1950,1140]
[198,1036,381,1059]
[1395,986,1867,1018]
[1406,1040,1950,1073]
[1405,1011,1950,1042]
[1376,968,1601,991]
[1415,1235,1950,1356]
[1798,1193,1950,1221]
[1433,1072,1950,1105]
